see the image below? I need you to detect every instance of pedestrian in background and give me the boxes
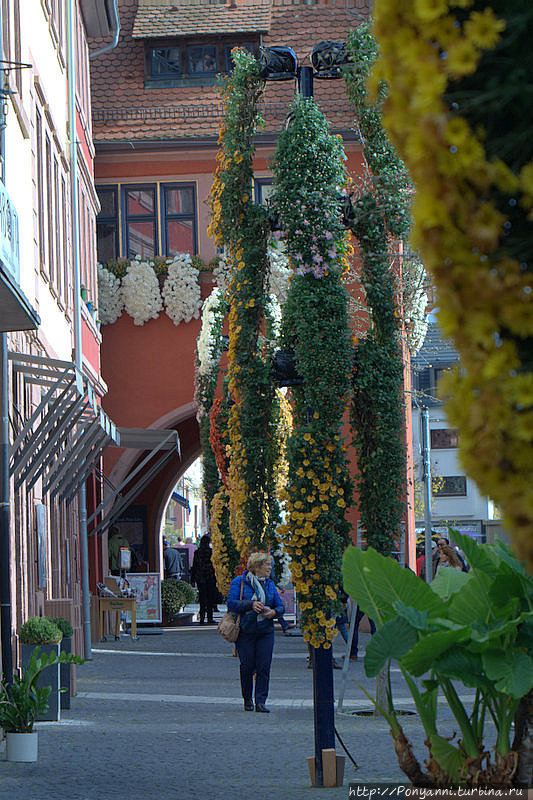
[162,537,182,579]
[435,543,463,575]
[226,552,284,713]
[190,534,218,625]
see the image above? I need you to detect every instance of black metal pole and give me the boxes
[312,644,335,785]
[0,333,13,684]
[298,65,314,98]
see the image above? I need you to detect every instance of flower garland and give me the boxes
[344,24,410,555]
[162,253,202,325]
[209,485,237,595]
[97,263,123,325]
[371,0,533,569]
[272,97,353,649]
[98,255,203,327]
[207,49,281,558]
[207,390,240,593]
[121,259,163,326]
[209,398,229,489]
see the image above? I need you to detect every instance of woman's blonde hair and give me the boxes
[247,551,272,574]
[440,544,462,568]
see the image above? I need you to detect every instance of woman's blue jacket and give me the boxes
[226,572,285,634]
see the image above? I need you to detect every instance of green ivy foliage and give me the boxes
[344,25,410,556]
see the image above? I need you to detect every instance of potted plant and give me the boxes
[342,532,533,788]
[161,579,197,626]
[48,617,74,709]
[19,617,62,721]
[0,647,83,762]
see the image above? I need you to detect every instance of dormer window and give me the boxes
[151,46,182,78]
[188,45,217,75]
[145,37,259,88]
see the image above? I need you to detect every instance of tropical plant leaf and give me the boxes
[482,650,533,699]
[431,568,470,598]
[488,572,529,606]
[446,571,496,626]
[342,546,443,627]
[393,601,428,630]
[492,538,533,585]
[434,647,491,690]
[515,621,533,652]
[428,734,463,782]
[401,668,438,737]
[470,610,533,646]
[402,629,470,676]
[364,616,418,677]
[449,530,497,576]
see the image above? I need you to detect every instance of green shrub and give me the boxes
[161,580,197,616]
[48,617,73,639]
[19,617,62,645]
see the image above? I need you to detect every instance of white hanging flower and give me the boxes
[97,264,123,325]
[122,259,163,326]
[213,249,231,293]
[267,240,290,306]
[162,253,202,326]
[405,287,429,355]
[197,287,225,377]
[272,543,292,588]
[265,293,282,342]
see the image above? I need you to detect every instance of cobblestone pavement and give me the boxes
[0,624,479,800]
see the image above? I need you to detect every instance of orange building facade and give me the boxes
[89,0,416,577]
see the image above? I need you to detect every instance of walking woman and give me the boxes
[190,534,218,624]
[226,552,284,713]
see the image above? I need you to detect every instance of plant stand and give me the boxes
[21,643,60,722]
[6,732,38,762]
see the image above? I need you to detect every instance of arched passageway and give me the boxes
[97,276,213,578]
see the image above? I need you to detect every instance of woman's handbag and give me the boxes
[217,577,244,643]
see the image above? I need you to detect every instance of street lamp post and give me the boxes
[262,41,350,788]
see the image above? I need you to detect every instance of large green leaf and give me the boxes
[482,650,533,698]
[434,647,491,690]
[446,571,496,626]
[431,568,470,598]
[342,546,443,627]
[429,734,463,782]
[492,539,533,586]
[450,530,497,576]
[402,628,470,676]
[393,601,428,630]
[470,610,533,646]
[516,621,533,653]
[364,616,418,677]
[488,572,528,606]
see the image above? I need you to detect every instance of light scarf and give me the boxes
[248,572,267,617]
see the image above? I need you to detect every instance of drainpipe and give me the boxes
[0,3,14,684]
[66,0,92,660]
[89,0,120,60]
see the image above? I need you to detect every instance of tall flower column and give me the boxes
[207,50,280,557]
[273,97,353,649]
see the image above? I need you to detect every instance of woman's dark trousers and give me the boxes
[236,629,274,706]
[198,582,215,623]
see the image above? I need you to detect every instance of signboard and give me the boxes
[0,182,20,283]
[415,520,484,543]
[119,547,132,570]
[125,573,161,623]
